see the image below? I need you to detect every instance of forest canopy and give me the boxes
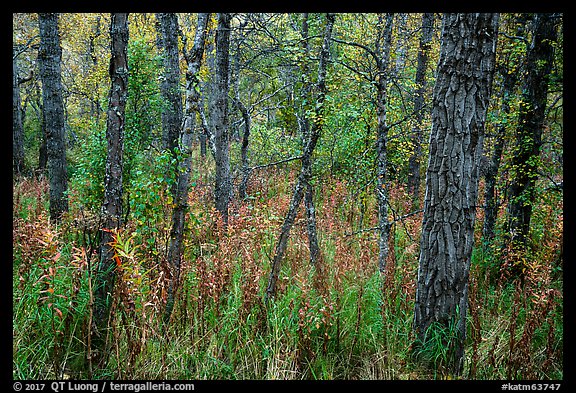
[13,13,563,381]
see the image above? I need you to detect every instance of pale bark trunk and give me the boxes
[376,13,394,273]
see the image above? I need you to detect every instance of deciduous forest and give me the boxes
[12,12,563,381]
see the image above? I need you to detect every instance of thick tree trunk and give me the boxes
[164,13,210,325]
[506,13,559,249]
[157,13,183,154]
[265,13,335,303]
[407,12,434,209]
[212,13,233,225]
[413,13,498,375]
[38,13,68,222]
[92,13,129,368]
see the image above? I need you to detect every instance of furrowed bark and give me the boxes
[413,13,498,375]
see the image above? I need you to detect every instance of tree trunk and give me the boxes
[38,13,68,222]
[407,12,434,209]
[236,98,251,200]
[212,13,233,225]
[375,13,394,274]
[265,13,335,303]
[34,82,48,175]
[298,13,321,266]
[157,13,183,154]
[506,13,559,249]
[91,13,129,369]
[392,13,408,79]
[13,48,26,176]
[413,13,498,375]
[164,12,210,325]
[482,33,520,242]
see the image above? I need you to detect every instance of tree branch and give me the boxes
[250,155,303,171]
[331,37,379,64]
[344,209,423,237]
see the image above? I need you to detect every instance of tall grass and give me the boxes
[12,169,562,380]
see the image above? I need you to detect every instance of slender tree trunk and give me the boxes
[13,48,26,176]
[482,63,518,242]
[38,119,48,174]
[91,13,129,368]
[265,13,335,303]
[413,13,498,375]
[392,13,408,78]
[376,13,394,273]
[157,13,183,154]
[236,98,251,200]
[200,35,215,159]
[34,83,48,175]
[506,13,559,249]
[231,18,252,201]
[407,12,434,209]
[304,181,320,264]
[164,13,210,325]
[212,13,232,225]
[88,15,102,122]
[38,13,68,222]
[298,13,321,266]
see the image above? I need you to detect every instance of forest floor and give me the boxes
[12,163,563,380]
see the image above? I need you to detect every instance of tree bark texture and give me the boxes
[298,13,320,266]
[157,13,183,154]
[212,13,233,224]
[92,13,129,368]
[38,13,68,222]
[265,13,335,303]
[413,13,498,375]
[375,13,394,274]
[407,12,434,209]
[13,49,26,176]
[506,13,559,248]
[164,13,210,325]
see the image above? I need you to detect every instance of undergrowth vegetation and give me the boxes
[12,163,563,380]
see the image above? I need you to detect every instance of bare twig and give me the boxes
[344,208,423,237]
[250,155,303,171]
